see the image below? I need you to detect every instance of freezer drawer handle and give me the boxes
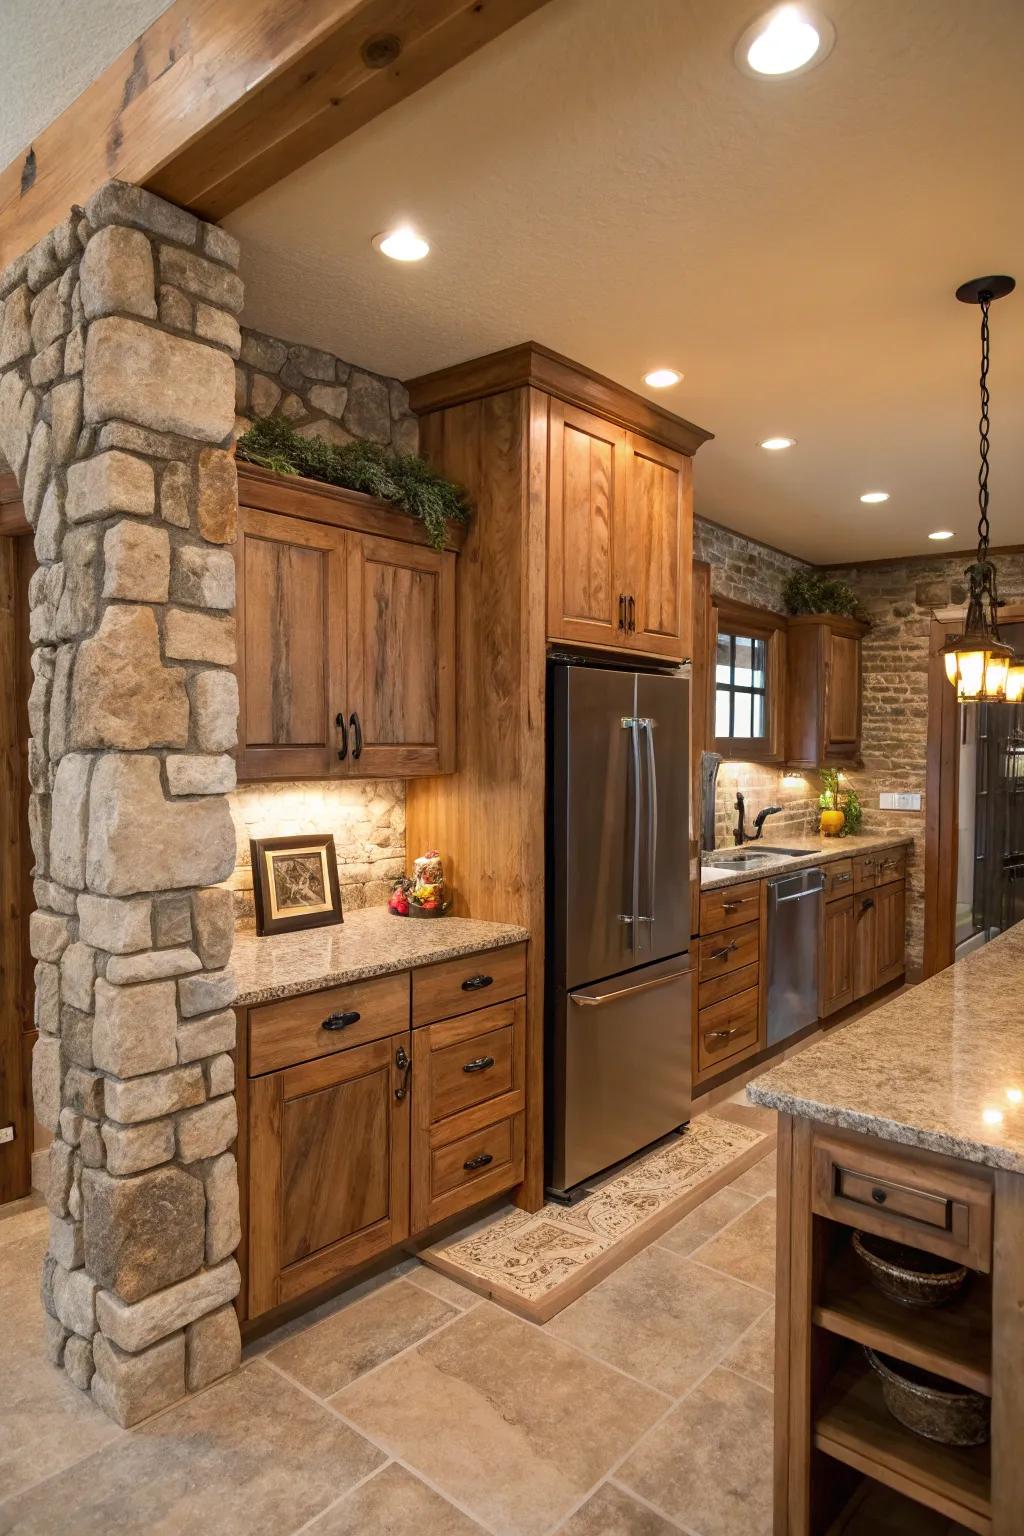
[463,1152,494,1172]
[462,974,493,992]
[463,1056,495,1074]
[571,967,691,1007]
[322,1010,361,1031]
[709,940,739,962]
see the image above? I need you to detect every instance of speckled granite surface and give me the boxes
[700,832,912,890]
[748,922,1024,1173]
[233,907,529,1007]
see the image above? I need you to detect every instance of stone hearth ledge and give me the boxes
[700,832,912,890]
[232,907,529,1007]
[748,920,1024,1174]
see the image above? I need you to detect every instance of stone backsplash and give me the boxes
[695,515,810,615]
[711,761,818,851]
[228,780,406,924]
[234,327,419,455]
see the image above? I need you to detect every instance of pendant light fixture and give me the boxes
[942,275,1017,702]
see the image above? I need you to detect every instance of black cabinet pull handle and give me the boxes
[461,974,493,992]
[871,1187,887,1204]
[618,593,626,631]
[349,711,363,760]
[709,940,739,962]
[463,1055,495,1074]
[463,1152,493,1171]
[394,1045,412,1100]
[336,712,348,761]
[321,1010,360,1031]
[627,594,636,633]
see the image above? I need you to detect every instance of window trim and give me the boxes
[711,596,787,763]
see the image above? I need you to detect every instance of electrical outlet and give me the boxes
[879,791,922,812]
[0,1125,14,1146]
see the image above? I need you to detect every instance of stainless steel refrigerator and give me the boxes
[547,661,692,1198]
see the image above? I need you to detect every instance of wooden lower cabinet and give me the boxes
[247,1031,411,1318]
[820,895,854,1017]
[875,879,907,988]
[242,945,529,1322]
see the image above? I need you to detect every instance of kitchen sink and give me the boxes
[705,846,810,868]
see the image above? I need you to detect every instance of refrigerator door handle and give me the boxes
[571,966,692,1006]
[625,717,642,952]
[644,718,658,940]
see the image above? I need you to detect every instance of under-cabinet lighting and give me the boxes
[982,1107,1004,1126]
[1006,1088,1023,1105]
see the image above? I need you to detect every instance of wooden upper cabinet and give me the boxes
[622,434,690,660]
[235,484,457,783]
[785,614,867,768]
[546,411,692,663]
[547,402,625,649]
[235,506,346,780]
[346,533,456,777]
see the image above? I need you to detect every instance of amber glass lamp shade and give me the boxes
[942,636,1014,702]
[1005,659,1024,704]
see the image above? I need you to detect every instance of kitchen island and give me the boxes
[748,924,1024,1533]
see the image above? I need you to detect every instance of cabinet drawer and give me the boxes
[699,961,759,1011]
[811,1131,993,1272]
[248,972,410,1075]
[696,985,760,1075]
[700,882,761,935]
[823,859,854,900]
[432,1116,515,1197]
[698,919,759,979]
[853,854,878,891]
[427,1014,516,1124]
[874,847,906,886]
[412,942,527,1027]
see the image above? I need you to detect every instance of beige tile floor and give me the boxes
[0,1125,784,1536]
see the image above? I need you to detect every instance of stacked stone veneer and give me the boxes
[234,327,418,454]
[0,180,244,1425]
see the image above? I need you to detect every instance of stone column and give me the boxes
[0,181,244,1425]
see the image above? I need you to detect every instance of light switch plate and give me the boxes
[0,1125,14,1145]
[879,791,922,812]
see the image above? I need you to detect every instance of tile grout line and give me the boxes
[0,1419,129,1514]
[539,1392,684,1536]
[684,1252,775,1300]
[605,1475,703,1536]
[285,1457,396,1536]
[260,1355,501,1536]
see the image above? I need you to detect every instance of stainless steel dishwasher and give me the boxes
[766,867,825,1046]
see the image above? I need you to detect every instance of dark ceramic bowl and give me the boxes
[865,1348,990,1446]
[852,1230,968,1309]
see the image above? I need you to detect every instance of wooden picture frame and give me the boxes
[250,834,343,937]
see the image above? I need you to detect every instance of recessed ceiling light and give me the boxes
[643,368,683,388]
[929,529,955,541]
[372,227,430,262]
[860,491,890,504]
[737,5,835,79]
[759,436,796,451]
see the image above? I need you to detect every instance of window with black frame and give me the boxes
[715,630,769,743]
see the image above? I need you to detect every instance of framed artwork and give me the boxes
[250,834,343,937]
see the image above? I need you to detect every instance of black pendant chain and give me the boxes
[977,294,992,561]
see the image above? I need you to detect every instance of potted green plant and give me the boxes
[818,768,862,837]
[783,571,867,621]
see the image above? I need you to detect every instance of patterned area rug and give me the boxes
[421,1111,773,1322]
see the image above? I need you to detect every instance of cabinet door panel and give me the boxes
[875,880,906,987]
[236,507,346,779]
[547,402,626,648]
[827,632,860,746]
[853,894,877,1001]
[623,434,689,661]
[820,895,854,1017]
[247,1033,410,1318]
[347,534,455,776]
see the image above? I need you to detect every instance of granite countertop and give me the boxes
[748,922,1024,1174]
[232,907,529,1007]
[700,832,913,890]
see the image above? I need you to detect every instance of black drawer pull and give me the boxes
[871,1187,887,1204]
[463,1152,494,1171]
[322,1010,361,1031]
[461,974,494,992]
[463,1055,495,1074]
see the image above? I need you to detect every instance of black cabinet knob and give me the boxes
[871,1187,887,1205]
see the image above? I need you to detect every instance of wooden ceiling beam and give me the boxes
[0,0,554,265]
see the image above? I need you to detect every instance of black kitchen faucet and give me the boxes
[733,791,783,846]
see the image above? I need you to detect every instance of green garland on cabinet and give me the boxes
[782,570,867,622]
[236,415,471,551]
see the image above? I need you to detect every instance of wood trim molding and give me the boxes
[406,343,714,457]
[785,612,869,638]
[0,0,555,262]
[236,462,466,551]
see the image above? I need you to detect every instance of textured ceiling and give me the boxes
[225,0,1024,563]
